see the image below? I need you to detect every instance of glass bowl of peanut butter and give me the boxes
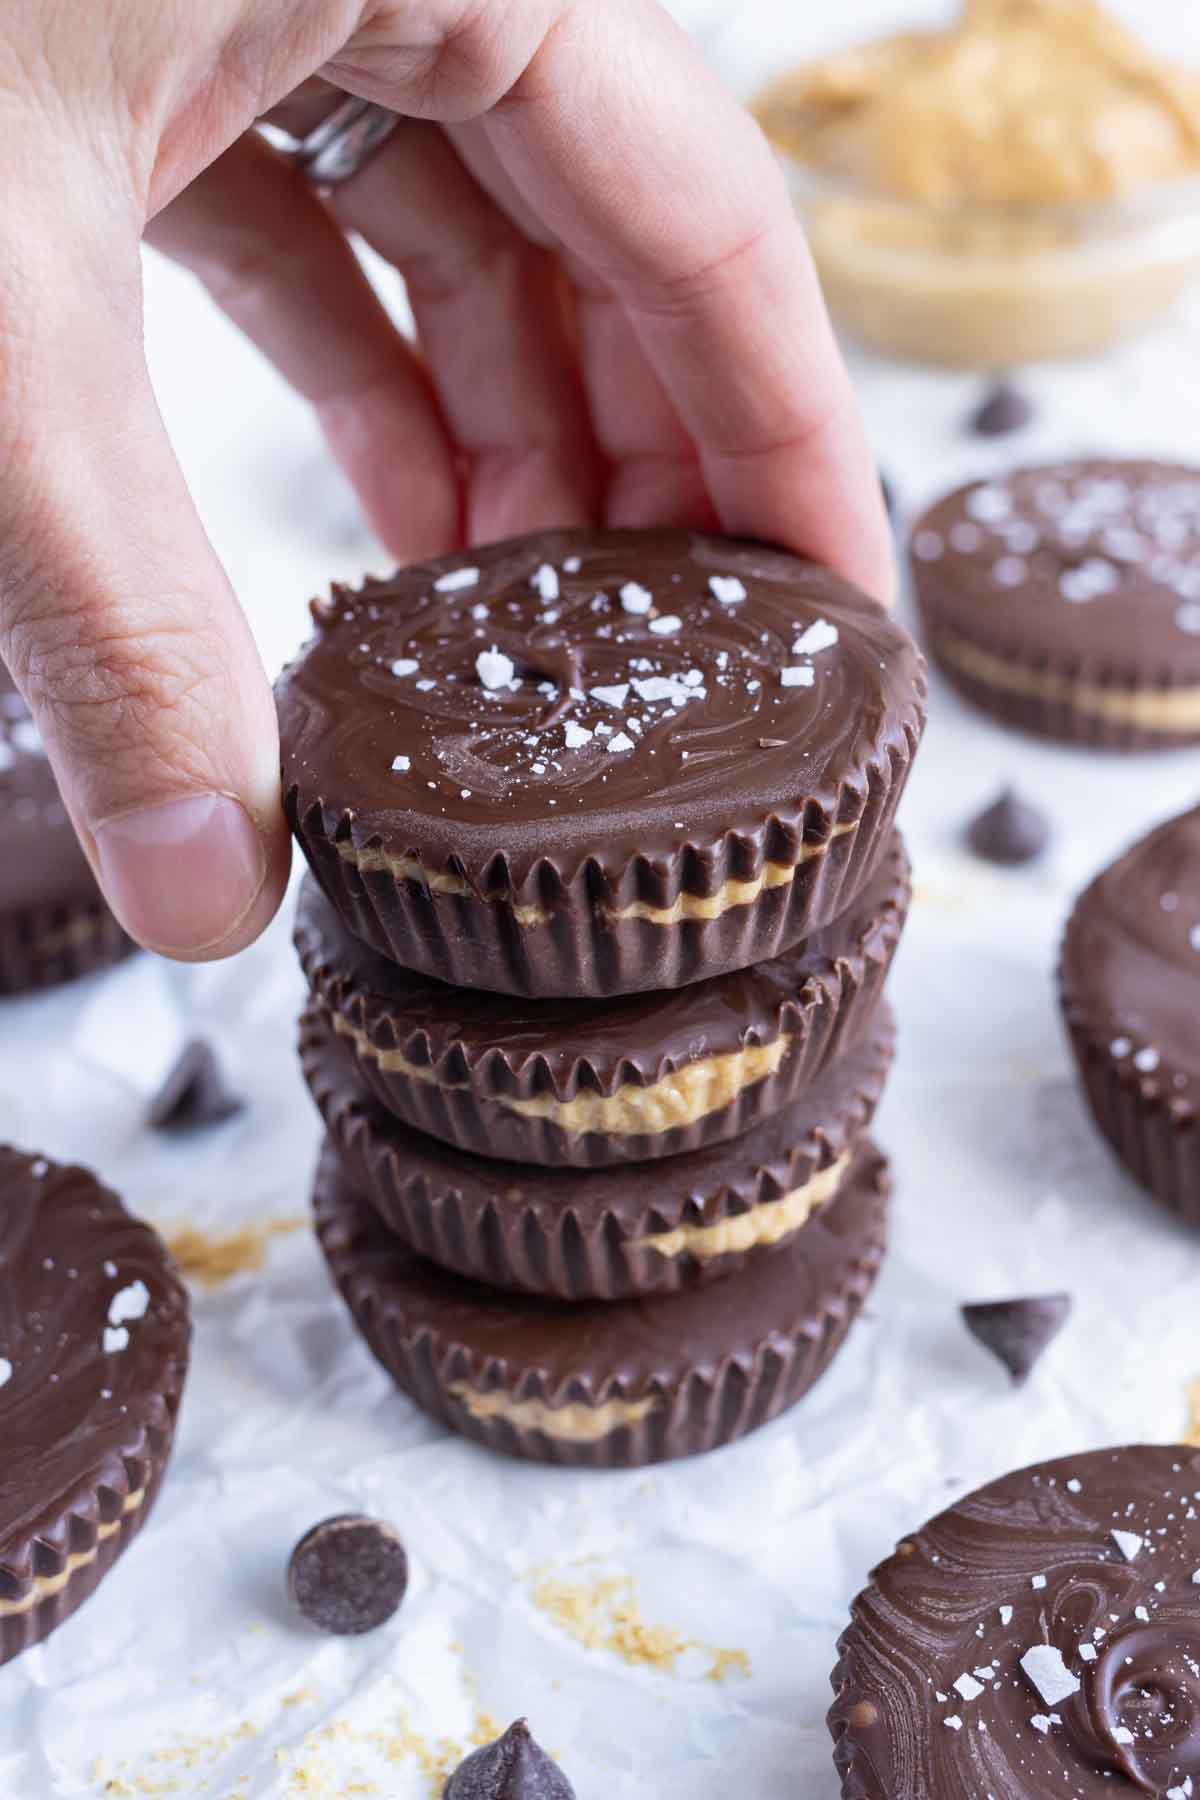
[748,0,1200,366]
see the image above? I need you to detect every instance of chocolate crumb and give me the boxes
[442,1720,575,1799]
[965,788,1050,866]
[961,1294,1072,1385]
[148,1038,244,1131]
[969,380,1035,437]
[287,1513,409,1636]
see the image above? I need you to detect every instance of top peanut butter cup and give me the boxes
[277,529,925,997]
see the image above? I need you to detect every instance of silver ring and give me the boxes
[290,96,400,188]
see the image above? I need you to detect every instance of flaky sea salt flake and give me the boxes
[709,575,747,604]
[476,648,516,691]
[780,666,815,689]
[434,566,479,593]
[1021,1645,1080,1707]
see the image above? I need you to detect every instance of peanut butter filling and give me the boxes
[755,0,1200,366]
[0,1488,145,1619]
[333,1011,791,1138]
[448,1385,659,1443]
[757,0,1200,208]
[337,824,855,931]
[932,627,1200,731]
[632,1153,849,1262]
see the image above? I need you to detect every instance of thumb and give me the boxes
[0,185,289,960]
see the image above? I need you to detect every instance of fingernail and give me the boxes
[95,793,267,956]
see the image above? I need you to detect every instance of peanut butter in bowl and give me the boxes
[754,0,1200,366]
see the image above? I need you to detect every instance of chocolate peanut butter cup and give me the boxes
[301,1003,894,1300]
[830,1445,1200,1798]
[0,1148,191,1665]
[0,670,130,993]
[313,1138,890,1468]
[277,529,925,997]
[295,835,908,1168]
[1060,804,1200,1225]
[911,461,1200,749]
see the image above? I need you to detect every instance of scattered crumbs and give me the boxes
[164,1218,305,1289]
[530,1571,750,1681]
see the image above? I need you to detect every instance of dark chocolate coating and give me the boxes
[911,461,1200,748]
[0,668,129,992]
[301,1002,894,1300]
[287,1513,408,1635]
[278,529,925,996]
[295,836,908,1167]
[961,1293,1072,1384]
[0,1147,191,1665]
[312,1137,890,1469]
[147,1039,245,1132]
[966,789,1050,867]
[443,1720,575,1799]
[969,381,1035,438]
[831,1445,1200,1798]
[1060,804,1200,1223]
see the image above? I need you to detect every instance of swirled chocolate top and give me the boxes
[832,1445,1200,1798]
[0,667,99,913]
[1062,805,1200,1111]
[912,461,1200,674]
[0,1148,191,1597]
[276,530,923,883]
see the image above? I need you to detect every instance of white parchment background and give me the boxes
[2,4,1200,1793]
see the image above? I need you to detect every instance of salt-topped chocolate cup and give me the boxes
[1060,804,1200,1224]
[0,1147,191,1666]
[277,530,925,998]
[313,1137,890,1469]
[301,1002,894,1300]
[911,460,1200,748]
[294,835,908,1168]
[830,1445,1200,1798]
[0,669,130,992]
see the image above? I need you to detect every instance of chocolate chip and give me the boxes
[443,1720,575,1799]
[147,1038,245,1131]
[969,380,1035,437]
[287,1513,409,1635]
[965,788,1050,866]
[961,1294,1072,1385]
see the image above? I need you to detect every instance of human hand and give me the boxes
[0,0,892,961]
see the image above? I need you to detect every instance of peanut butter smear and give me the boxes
[756,0,1200,208]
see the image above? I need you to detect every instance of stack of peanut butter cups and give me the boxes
[277,530,926,1469]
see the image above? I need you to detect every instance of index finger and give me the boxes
[478,0,893,601]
